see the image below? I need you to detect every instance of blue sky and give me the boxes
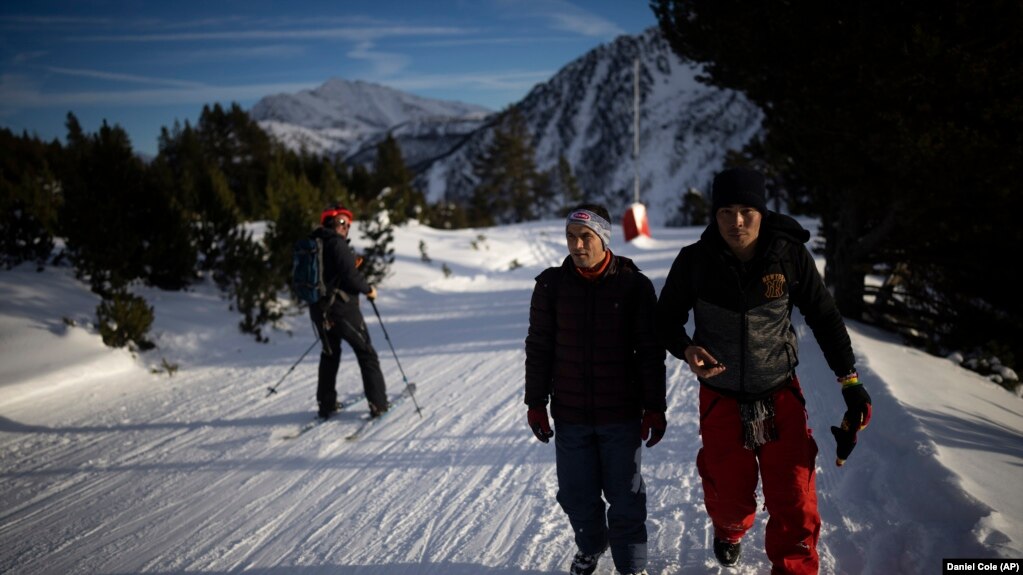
[0,0,658,156]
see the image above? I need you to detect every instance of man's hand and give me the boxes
[366,287,378,301]
[640,410,666,448]
[684,345,727,379]
[840,377,872,431]
[831,420,858,467]
[833,372,872,466]
[527,407,554,443]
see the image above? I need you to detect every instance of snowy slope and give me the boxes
[1,221,1020,575]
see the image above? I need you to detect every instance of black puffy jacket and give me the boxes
[657,212,854,401]
[525,254,667,424]
[309,227,371,319]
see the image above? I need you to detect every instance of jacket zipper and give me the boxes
[584,279,596,425]
[730,263,748,397]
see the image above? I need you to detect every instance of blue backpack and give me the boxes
[292,237,327,305]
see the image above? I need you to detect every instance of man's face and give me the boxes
[336,217,351,239]
[716,204,762,257]
[566,223,606,268]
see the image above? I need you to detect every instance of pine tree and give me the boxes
[0,129,61,269]
[373,133,423,224]
[678,188,708,226]
[424,200,468,230]
[653,0,1023,366]
[265,153,320,298]
[96,289,155,350]
[471,107,544,225]
[348,164,374,207]
[213,228,281,343]
[154,122,241,274]
[142,159,198,290]
[358,194,396,286]
[196,103,272,220]
[61,114,192,293]
[316,159,353,211]
[551,154,583,217]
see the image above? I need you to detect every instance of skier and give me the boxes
[656,167,872,573]
[525,203,667,575]
[309,205,389,419]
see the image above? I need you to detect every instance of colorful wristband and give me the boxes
[838,372,860,387]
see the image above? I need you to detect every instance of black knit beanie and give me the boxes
[712,167,768,214]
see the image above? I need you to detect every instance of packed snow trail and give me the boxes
[1,221,1019,574]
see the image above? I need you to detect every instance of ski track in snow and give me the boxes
[1,222,1018,574]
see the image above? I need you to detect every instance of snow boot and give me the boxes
[368,400,390,418]
[318,401,341,419]
[713,537,742,566]
[569,549,604,575]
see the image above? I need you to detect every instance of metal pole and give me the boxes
[266,336,320,398]
[370,299,423,417]
[633,57,640,205]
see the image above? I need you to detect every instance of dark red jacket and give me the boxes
[525,254,666,424]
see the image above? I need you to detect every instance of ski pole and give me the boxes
[266,336,320,398]
[370,299,423,417]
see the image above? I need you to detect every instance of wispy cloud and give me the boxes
[45,67,207,89]
[12,51,48,64]
[0,14,113,28]
[70,25,472,44]
[384,70,552,93]
[410,36,577,48]
[0,74,318,109]
[177,44,308,63]
[546,10,623,37]
[494,0,623,38]
[347,41,410,78]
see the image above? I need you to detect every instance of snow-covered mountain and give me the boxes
[253,28,763,226]
[420,28,763,226]
[250,78,491,163]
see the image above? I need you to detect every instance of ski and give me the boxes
[279,397,354,440]
[345,384,418,441]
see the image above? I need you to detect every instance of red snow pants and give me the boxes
[696,375,821,575]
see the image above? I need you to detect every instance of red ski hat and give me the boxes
[320,205,355,227]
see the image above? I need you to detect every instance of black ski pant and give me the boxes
[312,306,388,410]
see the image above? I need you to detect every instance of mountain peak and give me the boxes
[250,78,492,156]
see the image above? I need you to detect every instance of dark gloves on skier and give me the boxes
[527,407,554,443]
[640,410,666,448]
[831,372,872,466]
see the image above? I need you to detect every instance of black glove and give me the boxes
[640,410,666,448]
[842,383,873,431]
[832,374,872,466]
[830,421,858,467]
[527,407,554,443]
